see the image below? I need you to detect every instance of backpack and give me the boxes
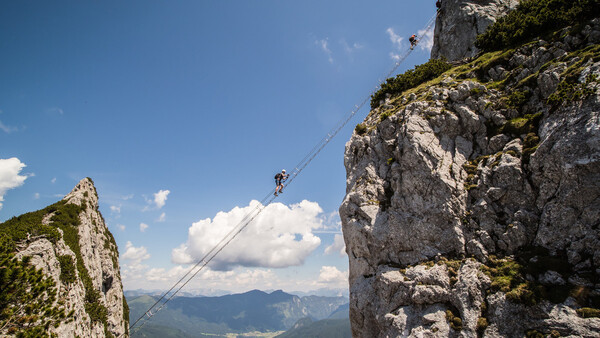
[275,173,282,180]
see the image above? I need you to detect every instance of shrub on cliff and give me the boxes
[370,58,451,109]
[475,0,600,52]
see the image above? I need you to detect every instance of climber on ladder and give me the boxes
[436,0,442,11]
[274,169,289,196]
[409,34,418,50]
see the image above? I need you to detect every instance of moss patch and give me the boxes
[445,307,462,331]
[576,307,600,318]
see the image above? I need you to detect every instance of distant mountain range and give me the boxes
[127,289,348,337]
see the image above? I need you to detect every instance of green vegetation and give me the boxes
[475,0,600,52]
[505,90,531,110]
[58,255,76,284]
[547,74,598,106]
[371,58,452,109]
[50,203,109,326]
[481,256,542,306]
[0,198,116,335]
[522,132,541,164]
[354,123,367,136]
[479,248,599,309]
[576,307,600,318]
[0,206,60,244]
[0,235,65,336]
[276,318,351,338]
[476,317,488,335]
[445,308,462,331]
[499,112,542,137]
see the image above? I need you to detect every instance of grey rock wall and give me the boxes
[431,0,519,61]
[341,19,600,337]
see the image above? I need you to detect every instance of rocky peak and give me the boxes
[431,0,519,61]
[64,177,98,207]
[1,178,128,337]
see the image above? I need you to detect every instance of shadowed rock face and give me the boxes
[341,14,600,338]
[431,0,519,61]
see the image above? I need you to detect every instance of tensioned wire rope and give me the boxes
[126,13,437,337]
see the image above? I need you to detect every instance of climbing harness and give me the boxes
[125,12,438,337]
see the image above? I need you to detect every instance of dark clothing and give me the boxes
[275,173,288,186]
[436,1,441,9]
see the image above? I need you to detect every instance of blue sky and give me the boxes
[0,0,435,296]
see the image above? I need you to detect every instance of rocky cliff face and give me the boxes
[1,178,128,337]
[431,0,519,61]
[341,7,600,338]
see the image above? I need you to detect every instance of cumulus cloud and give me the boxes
[324,234,346,256]
[144,189,170,211]
[140,223,149,232]
[154,190,170,208]
[172,200,324,270]
[34,192,40,200]
[122,241,151,263]
[317,266,348,285]
[157,212,166,222]
[117,224,126,231]
[0,158,29,210]
[110,205,121,214]
[120,241,151,281]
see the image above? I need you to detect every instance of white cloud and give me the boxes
[118,224,126,231]
[0,121,17,134]
[154,189,170,208]
[51,177,57,184]
[387,27,404,48]
[47,107,64,115]
[0,158,29,210]
[386,27,404,60]
[140,223,149,232]
[110,205,121,214]
[120,241,151,281]
[122,241,151,263]
[324,234,346,256]
[341,39,363,55]
[172,200,324,270]
[157,212,166,222]
[144,189,170,211]
[316,38,334,64]
[33,192,40,200]
[317,266,348,285]
[417,26,435,52]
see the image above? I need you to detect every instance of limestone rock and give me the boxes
[9,178,128,337]
[431,0,519,61]
[342,16,600,337]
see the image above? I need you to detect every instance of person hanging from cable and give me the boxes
[274,169,289,196]
[409,34,418,50]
